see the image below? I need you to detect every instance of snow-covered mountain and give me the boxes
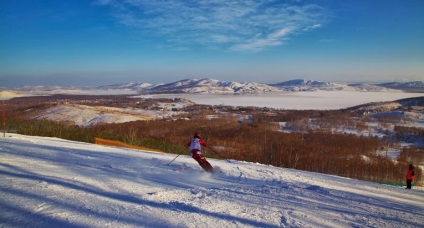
[272,79,334,87]
[145,78,280,94]
[347,83,395,92]
[6,78,423,95]
[377,81,424,92]
[1,133,423,227]
[378,81,424,88]
[270,79,349,91]
[101,78,419,94]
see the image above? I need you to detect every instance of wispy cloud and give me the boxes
[231,27,294,51]
[95,0,327,51]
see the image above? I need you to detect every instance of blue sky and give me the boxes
[1,0,423,87]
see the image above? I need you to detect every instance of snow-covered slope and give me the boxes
[30,104,156,126]
[270,79,349,91]
[350,97,424,114]
[0,90,29,100]
[1,134,423,227]
[347,83,396,92]
[378,81,424,89]
[145,78,280,94]
[29,103,189,126]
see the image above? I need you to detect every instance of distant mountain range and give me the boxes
[99,78,423,94]
[7,78,424,94]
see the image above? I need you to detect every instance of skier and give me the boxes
[186,132,213,172]
[406,164,415,189]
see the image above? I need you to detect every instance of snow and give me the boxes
[1,134,423,228]
[31,104,186,127]
[0,91,30,100]
[138,91,423,110]
[30,105,155,127]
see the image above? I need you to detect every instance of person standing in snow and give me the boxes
[406,164,415,189]
[187,132,213,172]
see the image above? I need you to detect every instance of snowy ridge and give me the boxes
[270,79,349,91]
[349,96,424,114]
[347,83,394,92]
[1,134,423,227]
[271,79,339,87]
[8,78,422,95]
[145,78,280,94]
[378,81,424,88]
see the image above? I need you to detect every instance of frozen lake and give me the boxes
[139,91,423,110]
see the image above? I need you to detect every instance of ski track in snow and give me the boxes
[1,134,423,228]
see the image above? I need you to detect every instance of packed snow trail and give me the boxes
[1,134,423,227]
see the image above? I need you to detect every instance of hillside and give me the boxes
[377,81,424,93]
[1,134,423,227]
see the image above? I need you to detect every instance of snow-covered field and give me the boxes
[27,97,194,126]
[1,134,423,228]
[30,104,186,127]
[139,91,423,110]
[31,104,153,126]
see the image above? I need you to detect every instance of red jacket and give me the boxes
[406,169,415,181]
[187,138,207,152]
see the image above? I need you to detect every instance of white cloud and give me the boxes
[231,27,294,51]
[96,0,327,51]
[303,24,322,31]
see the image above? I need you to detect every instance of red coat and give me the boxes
[406,169,415,181]
[187,138,207,152]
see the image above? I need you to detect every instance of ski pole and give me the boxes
[167,150,184,166]
[208,147,231,163]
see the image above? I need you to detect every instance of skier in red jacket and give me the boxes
[186,132,213,172]
[406,164,415,189]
